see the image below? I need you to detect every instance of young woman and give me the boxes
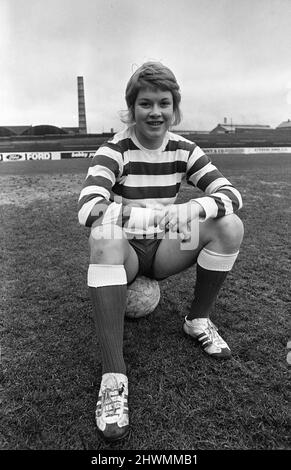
[78,62,244,441]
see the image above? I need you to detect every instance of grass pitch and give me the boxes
[0,154,290,450]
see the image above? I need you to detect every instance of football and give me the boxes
[125,276,160,319]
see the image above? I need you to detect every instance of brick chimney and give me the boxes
[77,76,87,134]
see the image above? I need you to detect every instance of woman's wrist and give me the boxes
[189,200,206,219]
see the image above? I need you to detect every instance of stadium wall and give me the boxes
[1,130,291,161]
[1,147,291,162]
[0,150,96,162]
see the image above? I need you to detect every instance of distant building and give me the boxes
[21,125,68,136]
[0,76,88,137]
[210,123,272,134]
[276,119,291,130]
[0,126,17,137]
[173,129,210,135]
[2,125,86,136]
[4,125,31,135]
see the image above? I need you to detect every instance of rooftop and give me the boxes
[276,120,291,129]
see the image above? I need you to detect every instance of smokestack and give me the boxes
[77,76,87,134]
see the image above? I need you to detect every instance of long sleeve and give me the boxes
[77,142,162,233]
[186,145,243,219]
[78,144,123,227]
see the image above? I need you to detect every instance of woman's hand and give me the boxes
[158,201,203,241]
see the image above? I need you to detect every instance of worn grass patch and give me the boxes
[0,155,290,450]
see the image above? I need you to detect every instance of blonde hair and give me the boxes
[122,62,182,126]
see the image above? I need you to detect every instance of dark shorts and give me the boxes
[128,236,163,279]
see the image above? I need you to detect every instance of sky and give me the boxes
[1,0,291,133]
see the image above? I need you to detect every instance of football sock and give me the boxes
[187,248,239,320]
[88,264,127,375]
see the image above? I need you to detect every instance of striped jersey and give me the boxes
[78,126,243,235]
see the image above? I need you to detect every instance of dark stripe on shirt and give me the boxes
[84,175,113,191]
[196,169,224,192]
[85,199,112,227]
[212,197,226,218]
[164,139,196,153]
[113,182,181,199]
[187,154,210,180]
[78,193,105,213]
[90,154,120,176]
[129,160,187,175]
[216,186,240,211]
[101,138,139,154]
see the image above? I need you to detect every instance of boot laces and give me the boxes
[101,383,125,418]
[205,319,225,347]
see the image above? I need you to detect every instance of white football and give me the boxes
[125,276,160,319]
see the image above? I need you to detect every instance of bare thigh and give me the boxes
[152,233,202,279]
[124,242,140,283]
[152,214,243,279]
[152,218,217,279]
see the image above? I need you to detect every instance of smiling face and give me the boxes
[133,88,174,149]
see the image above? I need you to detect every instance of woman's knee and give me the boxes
[89,225,129,264]
[215,214,244,250]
